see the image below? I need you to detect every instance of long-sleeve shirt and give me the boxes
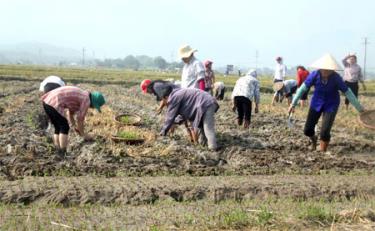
[231,76,260,104]
[296,69,309,87]
[41,86,91,121]
[303,70,348,112]
[160,88,218,135]
[181,56,206,89]
[274,63,286,81]
[342,59,364,83]
[283,79,297,95]
[204,69,215,89]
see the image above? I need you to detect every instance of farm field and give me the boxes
[0,65,375,230]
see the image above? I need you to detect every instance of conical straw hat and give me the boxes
[310,53,342,71]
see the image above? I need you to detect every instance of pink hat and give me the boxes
[204,60,213,67]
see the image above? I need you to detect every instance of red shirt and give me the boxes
[42,86,90,121]
[296,69,310,87]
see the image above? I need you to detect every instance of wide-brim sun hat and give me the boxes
[178,44,197,59]
[310,53,342,71]
[140,79,152,93]
[90,91,105,113]
[273,82,284,91]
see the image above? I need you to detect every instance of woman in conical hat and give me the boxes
[288,54,365,152]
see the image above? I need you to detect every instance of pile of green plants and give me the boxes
[116,130,142,140]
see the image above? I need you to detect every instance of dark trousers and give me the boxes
[344,81,359,105]
[304,107,337,142]
[43,103,70,135]
[234,96,252,123]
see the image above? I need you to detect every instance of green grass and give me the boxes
[299,203,335,225]
[0,198,374,230]
[221,209,250,228]
[119,115,139,124]
[116,130,141,140]
[1,64,374,93]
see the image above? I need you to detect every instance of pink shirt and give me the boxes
[42,86,90,121]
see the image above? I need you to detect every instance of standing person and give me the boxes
[213,81,226,100]
[342,53,366,110]
[39,75,65,94]
[41,86,105,157]
[179,44,206,90]
[296,66,310,107]
[231,69,260,128]
[159,87,219,151]
[204,60,216,94]
[272,57,287,105]
[288,54,365,152]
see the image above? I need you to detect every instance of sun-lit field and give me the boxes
[1,65,375,230]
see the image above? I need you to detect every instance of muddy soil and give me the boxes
[0,79,375,180]
[0,175,374,205]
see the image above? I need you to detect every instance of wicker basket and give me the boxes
[114,114,142,126]
[110,135,145,145]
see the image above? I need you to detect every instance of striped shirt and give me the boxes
[41,86,90,121]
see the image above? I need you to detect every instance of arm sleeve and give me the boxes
[195,62,206,81]
[344,88,364,112]
[342,57,349,67]
[77,97,90,121]
[282,66,286,78]
[254,81,260,104]
[291,83,308,107]
[337,75,349,92]
[160,101,180,135]
[358,67,364,82]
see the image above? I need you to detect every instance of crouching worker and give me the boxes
[213,81,226,100]
[231,69,260,128]
[41,86,105,157]
[288,54,365,152]
[159,87,220,151]
[140,79,179,114]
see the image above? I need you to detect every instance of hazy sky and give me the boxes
[0,0,374,69]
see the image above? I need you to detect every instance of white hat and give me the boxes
[246,69,257,78]
[178,44,197,58]
[39,75,65,92]
[310,53,342,71]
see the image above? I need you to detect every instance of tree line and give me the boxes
[95,55,183,70]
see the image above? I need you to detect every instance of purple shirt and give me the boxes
[161,88,218,135]
[304,70,348,113]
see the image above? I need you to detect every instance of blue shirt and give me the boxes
[304,70,348,113]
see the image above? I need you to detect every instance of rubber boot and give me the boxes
[310,136,318,151]
[320,141,329,152]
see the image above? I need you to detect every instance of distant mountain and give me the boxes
[0,42,83,65]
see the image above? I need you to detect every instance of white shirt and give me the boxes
[39,76,65,92]
[181,56,205,88]
[274,63,286,81]
[214,81,225,91]
[231,75,260,104]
